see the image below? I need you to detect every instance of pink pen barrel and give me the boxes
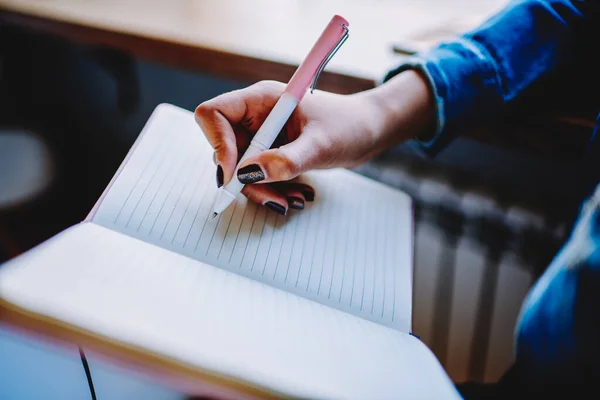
[284,15,349,102]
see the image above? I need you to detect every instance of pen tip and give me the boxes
[212,212,218,219]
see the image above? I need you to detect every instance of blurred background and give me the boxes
[0,0,595,398]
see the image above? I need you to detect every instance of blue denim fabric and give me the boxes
[516,186,600,387]
[383,0,600,393]
[384,0,600,149]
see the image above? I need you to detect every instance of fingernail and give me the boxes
[265,201,286,215]
[287,196,305,210]
[237,164,265,184]
[301,188,315,202]
[216,165,223,188]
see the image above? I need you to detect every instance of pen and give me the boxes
[211,15,350,219]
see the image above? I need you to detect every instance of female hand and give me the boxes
[194,70,434,215]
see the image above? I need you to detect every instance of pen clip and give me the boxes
[310,24,349,93]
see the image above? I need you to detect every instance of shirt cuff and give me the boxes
[383,38,504,152]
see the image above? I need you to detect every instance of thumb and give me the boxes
[236,128,330,184]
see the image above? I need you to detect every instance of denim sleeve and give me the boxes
[513,182,600,389]
[383,0,600,150]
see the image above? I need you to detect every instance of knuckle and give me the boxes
[241,186,257,201]
[194,102,211,122]
[242,185,269,206]
[214,135,235,155]
[273,150,300,181]
[254,80,285,94]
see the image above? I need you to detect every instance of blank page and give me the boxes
[0,223,459,400]
[91,104,413,332]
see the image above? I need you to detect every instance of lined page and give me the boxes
[91,104,413,332]
[0,224,459,400]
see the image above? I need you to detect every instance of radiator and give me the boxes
[354,153,567,383]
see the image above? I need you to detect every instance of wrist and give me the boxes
[364,69,436,146]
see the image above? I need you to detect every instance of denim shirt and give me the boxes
[384,0,600,394]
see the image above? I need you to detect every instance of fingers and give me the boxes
[242,183,315,215]
[241,184,289,216]
[195,100,242,186]
[285,190,305,210]
[236,127,330,184]
[195,81,285,185]
[291,183,315,201]
[272,182,315,204]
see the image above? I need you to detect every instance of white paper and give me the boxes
[91,104,413,331]
[0,223,459,400]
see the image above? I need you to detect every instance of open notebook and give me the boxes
[0,104,460,399]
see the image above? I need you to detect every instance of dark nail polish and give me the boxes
[265,201,286,215]
[287,196,305,210]
[216,165,223,188]
[237,164,265,184]
[302,189,315,202]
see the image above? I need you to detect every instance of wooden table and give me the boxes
[0,0,507,94]
[0,0,593,156]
